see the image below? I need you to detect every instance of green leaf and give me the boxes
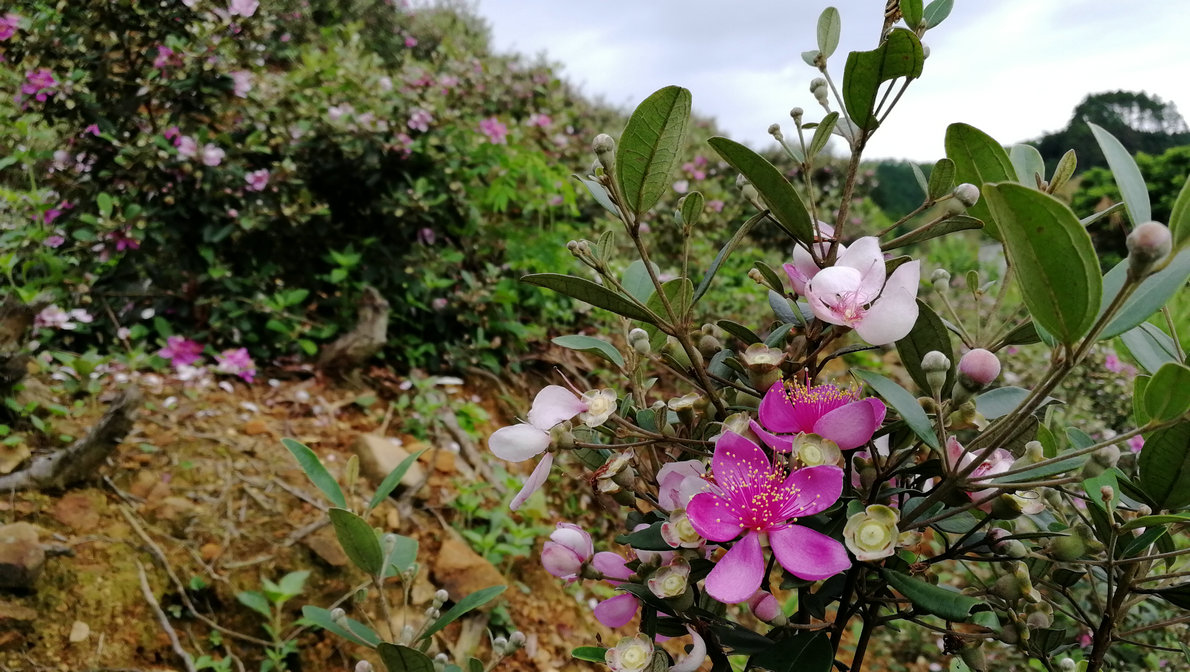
[1120,323,1179,375]
[1138,421,1190,510]
[420,585,506,641]
[1119,513,1190,531]
[572,175,619,217]
[1145,362,1190,423]
[644,278,693,333]
[1154,583,1190,610]
[522,273,655,323]
[989,456,1087,485]
[277,570,310,598]
[680,191,704,229]
[708,136,814,245]
[945,123,1017,239]
[1088,122,1151,225]
[367,448,428,513]
[883,569,982,621]
[572,647,609,664]
[842,29,924,131]
[1009,144,1045,188]
[235,591,272,620]
[1049,149,1078,193]
[551,335,625,369]
[910,163,929,196]
[817,7,841,58]
[377,643,435,672]
[748,632,833,672]
[1097,248,1190,339]
[717,320,762,346]
[883,215,983,250]
[769,291,804,326]
[923,0,953,28]
[855,370,940,450]
[282,438,346,509]
[976,386,1060,420]
[328,508,384,576]
[1134,375,1152,427]
[97,192,113,219]
[808,112,839,159]
[616,86,692,217]
[622,260,660,303]
[1169,172,1190,251]
[383,534,419,577]
[983,183,1102,345]
[927,158,956,201]
[900,0,924,28]
[895,299,953,396]
[614,521,671,551]
[301,606,381,647]
[694,212,764,303]
[467,658,484,672]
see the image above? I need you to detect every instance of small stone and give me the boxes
[433,451,456,474]
[351,435,426,488]
[242,419,270,436]
[303,526,350,567]
[200,543,222,562]
[431,537,504,605]
[0,523,46,591]
[68,620,90,643]
[53,493,100,532]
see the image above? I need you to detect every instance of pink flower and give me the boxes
[655,460,705,511]
[488,385,588,510]
[478,117,508,145]
[591,551,640,628]
[158,336,205,367]
[672,179,689,194]
[706,199,725,213]
[228,70,252,97]
[21,68,56,102]
[215,347,256,382]
[407,108,433,133]
[0,13,20,41]
[751,379,886,452]
[176,135,198,158]
[105,228,140,251]
[84,124,100,137]
[783,222,837,295]
[687,431,849,603]
[35,305,75,330]
[526,113,552,128]
[44,235,65,248]
[1127,435,1144,453]
[540,522,592,580]
[245,168,270,191]
[748,591,782,622]
[153,45,176,69]
[804,236,921,345]
[946,437,1013,511]
[404,35,418,48]
[201,143,224,167]
[227,0,258,17]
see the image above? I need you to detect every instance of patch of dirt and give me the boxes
[0,374,610,671]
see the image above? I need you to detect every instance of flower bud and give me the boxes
[1046,532,1087,562]
[790,107,804,123]
[433,589,449,608]
[492,636,508,655]
[997,539,1028,558]
[930,268,951,285]
[628,328,651,356]
[921,350,951,396]
[748,591,786,625]
[767,123,783,141]
[663,337,693,369]
[1025,603,1053,629]
[507,631,526,652]
[1100,485,1115,504]
[991,573,1023,602]
[1126,221,1172,278]
[330,608,348,627]
[592,133,616,172]
[958,348,1000,389]
[697,332,722,360]
[953,183,980,208]
[541,522,594,580]
[843,504,900,561]
[1058,658,1077,672]
[355,662,375,672]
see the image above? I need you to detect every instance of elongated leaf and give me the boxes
[680,191,704,229]
[976,386,1060,420]
[1145,362,1190,423]
[883,569,982,621]
[572,175,620,217]
[377,643,435,672]
[817,7,841,58]
[1138,421,1190,511]
[614,521,671,551]
[1119,513,1190,531]
[1088,122,1151,225]
[766,322,797,348]
[551,335,625,369]
[694,212,764,302]
[945,124,1016,239]
[1134,375,1152,427]
[383,534,419,578]
[1154,583,1190,610]
[1009,144,1045,188]
[1120,323,1179,375]
[1170,172,1190,251]
[808,112,839,159]
[842,28,924,131]
[990,456,1087,485]
[883,215,983,251]
[855,370,940,450]
[622,260,659,303]
[900,0,924,28]
[983,183,1102,345]
[896,299,953,396]
[522,273,655,323]
[1050,149,1078,193]
[718,320,762,345]
[367,448,428,513]
[572,647,609,664]
[927,158,956,200]
[910,163,929,196]
[301,606,381,647]
[1098,248,1190,339]
[923,0,953,28]
[420,585,506,640]
[328,508,384,575]
[236,591,271,620]
[769,291,802,326]
[282,438,346,509]
[708,137,814,244]
[616,86,692,217]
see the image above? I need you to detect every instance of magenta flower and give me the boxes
[751,379,885,452]
[687,431,849,604]
[540,522,592,581]
[478,117,508,145]
[804,236,921,345]
[245,168,270,191]
[21,68,56,102]
[215,347,256,382]
[158,336,205,367]
[1127,435,1144,453]
[0,13,20,41]
[591,552,640,628]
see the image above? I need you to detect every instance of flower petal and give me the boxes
[854,261,920,345]
[769,524,851,581]
[687,492,743,543]
[592,551,633,582]
[813,398,883,450]
[669,626,707,672]
[834,236,885,301]
[593,593,639,628]
[781,465,844,518]
[758,381,808,434]
[704,531,765,604]
[509,453,552,511]
[489,423,550,462]
[805,266,865,326]
[712,430,772,493]
[749,419,795,453]
[526,385,587,431]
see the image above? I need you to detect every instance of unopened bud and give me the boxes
[958,348,1000,390]
[1058,658,1077,672]
[592,133,616,171]
[697,333,722,360]
[921,350,951,396]
[1025,603,1053,628]
[953,183,979,208]
[748,591,786,625]
[812,80,830,107]
[998,539,1028,558]
[931,268,951,293]
[433,589,449,608]
[628,328,651,356]
[1047,532,1087,562]
[1100,485,1115,503]
[790,107,804,123]
[492,636,509,655]
[1126,221,1172,278]
[330,608,348,626]
[922,44,931,58]
[507,631,526,652]
[355,662,375,672]
[991,573,1023,602]
[400,624,416,645]
[767,123,783,141]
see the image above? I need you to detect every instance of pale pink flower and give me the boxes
[489,386,591,510]
[176,136,198,158]
[804,236,920,345]
[228,70,253,97]
[44,235,65,248]
[404,35,417,48]
[201,143,224,167]
[35,305,75,330]
[227,0,258,17]
[215,347,256,382]
[946,437,1013,512]
[478,117,508,145]
[706,199,725,213]
[1127,435,1144,453]
[655,460,705,511]
[407,108,432,132]
[540,522,592,581]
[672,179,689,194]
[245,168,269,191]
[526,112,552,128]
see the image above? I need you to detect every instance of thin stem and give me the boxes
[1117,614,1190,638]
[875,201,932,238]
[1160,305,1185,361]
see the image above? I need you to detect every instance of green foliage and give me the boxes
[1033,91,1190,173]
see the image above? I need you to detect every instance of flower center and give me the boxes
[621,645,650,669]
[858,520,890,548]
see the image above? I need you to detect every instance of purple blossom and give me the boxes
[245,168,270,191]
[404,35,418,48]
[158,336,205,367]
[215,347,256,382]
[201,143,224,167]
[407,108,433,132]
[153,45,177,69]
[478,117,508,145]
[687,431,849,603]
[21,68,57,102]
[84,124,100,137]
[0,14,20,41]
[1127,435,1144,453]
[751,379,885,452]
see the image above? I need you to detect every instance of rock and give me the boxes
[431,537,504,605]
[351,435,426,489]
[53,493,100,532]
[68,620,90,643]
[199,542,222,563]
[0,523,45,591]
[302,526,349,567]
[242,419,270,436]
[433,450,457,474]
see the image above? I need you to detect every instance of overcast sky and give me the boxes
[473,0,1190,162]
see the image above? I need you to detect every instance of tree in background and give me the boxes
[1034,91,1190,173]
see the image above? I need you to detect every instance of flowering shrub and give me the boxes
[486,4,1190,671]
